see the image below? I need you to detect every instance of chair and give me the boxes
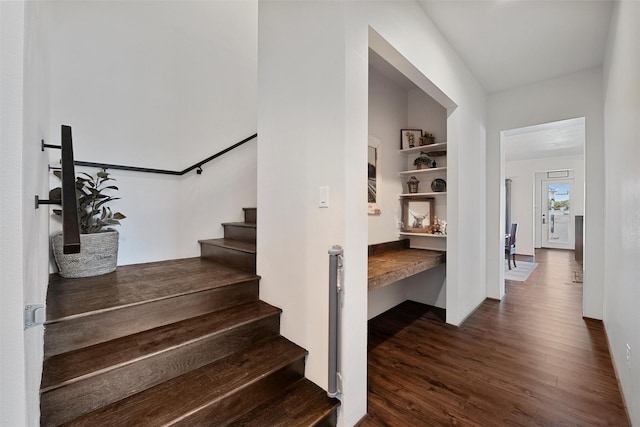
[505,223,518,270]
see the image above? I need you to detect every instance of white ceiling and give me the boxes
[503,117,585,162]
[418,0,614,94]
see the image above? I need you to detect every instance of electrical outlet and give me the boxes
[626,343,631,368]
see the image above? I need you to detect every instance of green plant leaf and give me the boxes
[49,170,126,233]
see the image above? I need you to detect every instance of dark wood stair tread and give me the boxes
[199,238,256,254]
[63,336,307,426]
[47,257,259,322]
[229,378,340,427]
[41,300,280,390]
[222,221,257,229]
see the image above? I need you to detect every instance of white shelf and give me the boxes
[398,138,447,249]
[399,142,447,156]
[399,167,447,176]
[400,192,447,197]
[399,232,447,238]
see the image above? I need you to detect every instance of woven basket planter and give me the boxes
[52,231,119,278]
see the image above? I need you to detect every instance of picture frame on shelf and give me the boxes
[400,129,422,150]
[401,197,434,233]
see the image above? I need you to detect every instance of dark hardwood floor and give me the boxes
[361,249,629,426]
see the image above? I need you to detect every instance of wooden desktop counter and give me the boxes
[368,240,445,291]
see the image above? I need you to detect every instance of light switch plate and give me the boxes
[319,186,329,208]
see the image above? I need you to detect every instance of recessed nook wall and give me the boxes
[367,50,449,318]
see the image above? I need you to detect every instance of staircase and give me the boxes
[199,207,257,273]
[41,207,339,426]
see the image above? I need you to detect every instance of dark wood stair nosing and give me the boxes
[222,222,257,229]
[229,377,341,427]
[41,301,282,391]
[198,238,256,254]
[60,336,308,426]
[40,322,284,426]
[44,276,260,325]
[44,280,260,357]
[45,257,259,322]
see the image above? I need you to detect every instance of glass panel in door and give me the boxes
[543,181,571,247]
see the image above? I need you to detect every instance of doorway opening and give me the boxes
[501,117,585,284]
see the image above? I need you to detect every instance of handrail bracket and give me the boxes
[35,195,61,209]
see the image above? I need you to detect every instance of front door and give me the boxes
[541,179,574,249]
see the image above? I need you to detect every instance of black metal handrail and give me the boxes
[37,126,81,254]
[38,130,255,252]
[74,133,257,175]
[60,126,81,254]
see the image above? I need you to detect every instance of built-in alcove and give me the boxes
[367,29,456,320]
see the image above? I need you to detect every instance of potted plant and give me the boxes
[413,153,433,170]
[50,170,126,278]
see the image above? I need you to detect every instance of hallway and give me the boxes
[361,249,629,426]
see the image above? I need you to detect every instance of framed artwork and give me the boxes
[368,135,381,215]
[401,197,434,233]
[400,129,422,150]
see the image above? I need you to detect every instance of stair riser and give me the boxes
[45,280,259,356]
[41,315,280,427]
[313,410,338,427]
[201,244,256,273]
[223,225,256,243]
[243,208,257,224]
[173,359,305,427]
[228,378,340,427]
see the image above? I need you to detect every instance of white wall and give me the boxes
[258,0,352,420]
[505,156,584,256]
[368,65,406,245]
[0,3,28,424]
[487,68,604,319]
[366,65,410,319]
[22,2,53,424]
[48,1,258,266]
[1,1,52,424]
[408,89,448,225]
[368,265,447,320]
[602,1,640,423]
[408,89,447,144]
[259,2,487,425]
